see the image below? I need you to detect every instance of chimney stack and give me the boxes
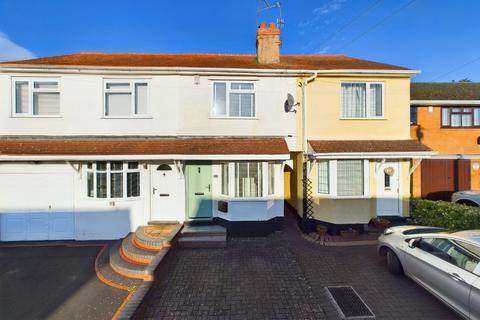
[256,22,281,64]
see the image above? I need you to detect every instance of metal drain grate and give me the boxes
[326,286,375,319]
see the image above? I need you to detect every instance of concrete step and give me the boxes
[109,242,151,280]
[134,224,183,250]
[121,233,157,265]
[178,235,227,248]
[148,220,180,225]
[181,225,227,238]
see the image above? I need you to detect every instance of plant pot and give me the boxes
[340,229,359,239]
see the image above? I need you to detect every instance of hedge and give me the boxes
[410,198,480,231]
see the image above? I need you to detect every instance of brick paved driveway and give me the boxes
[135,211,459,320]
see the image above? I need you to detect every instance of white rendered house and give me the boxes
[0,24,298,241]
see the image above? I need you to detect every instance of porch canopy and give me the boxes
[0,136,290,161]
[308,140,434,159]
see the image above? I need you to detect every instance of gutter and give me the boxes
[310,151,436,159]
[0,154,290,162]
[411,100,480,106]
[0,65,420,77]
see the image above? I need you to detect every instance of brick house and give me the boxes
[411,82,480,201]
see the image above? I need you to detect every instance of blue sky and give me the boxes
[0,0,479,82]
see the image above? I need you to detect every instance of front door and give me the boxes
[186,161,212,219]
[151,163,180,221]
[376,161,401,216]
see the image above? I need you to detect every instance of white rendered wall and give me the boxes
[0,73,298,150]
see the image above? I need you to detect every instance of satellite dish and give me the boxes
[284,93,297,113]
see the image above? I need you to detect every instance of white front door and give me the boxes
[151,163,181,222]
[376,161,401,216]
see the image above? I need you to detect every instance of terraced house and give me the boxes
[286,55,433,234]
[410,82,480,201]
[0,22,431,241]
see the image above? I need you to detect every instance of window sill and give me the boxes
[10,115,63,119]
[85,197,143,202]
[102,116,153,119]
[216,196,276,202]
[316,194,371,200]
[209,116,258,120]
[340,117,385,120]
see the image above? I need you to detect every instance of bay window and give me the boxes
[104,80,148,117]
[87,161,140,199]
[442,107,480,128]
[213,82,255,117]
[341,82,383,118]
[221,162,276,198]
[13,79,60,116]
[317,160,369,197]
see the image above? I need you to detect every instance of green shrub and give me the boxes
[410,198,480,231]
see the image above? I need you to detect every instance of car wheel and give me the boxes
[386,249,403,275]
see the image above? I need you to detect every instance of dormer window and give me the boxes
[104,80,148,117]
[212,82,256,118]
[13,79,60,116]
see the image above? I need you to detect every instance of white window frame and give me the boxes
[317,160,370,199]
[103,79,150,118]
[11,78,61,117]
[340,82,385,119]
[86,161,141,199]
[220,161,276,199]
[211,81,257,119]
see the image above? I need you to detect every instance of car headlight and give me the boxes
[383,228,394,235]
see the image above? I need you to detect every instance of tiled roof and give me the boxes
[309,140,431,153]
[0,137,289,156]
[0,52,409,71]
[411,83,480,100]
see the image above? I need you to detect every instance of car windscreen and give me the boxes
[402,227,447,235]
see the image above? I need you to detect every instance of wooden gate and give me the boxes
[421,159,471,200]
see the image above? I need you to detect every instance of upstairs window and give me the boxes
[104,80,148,117]
[213,82,255,118]
[410,106,417,125]
[86,161,140,199]
[13,79,60,116]
[442,107,480,128]
[341,82,383,118]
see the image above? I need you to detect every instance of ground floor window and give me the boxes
[221,161,276,198]
[86,161,140,199]
[317,159,368,197]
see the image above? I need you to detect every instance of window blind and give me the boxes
[135,83,148,115]
[337,160,364,196]
[15,82,29,114]
[106,93,131,116]
[317,161,329,194]
[33,92,60,115]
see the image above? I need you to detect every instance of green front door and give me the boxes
[186,161,212,219]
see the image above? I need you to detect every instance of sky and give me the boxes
[0,0,479,82]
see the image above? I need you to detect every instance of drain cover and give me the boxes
[326,286,375,319]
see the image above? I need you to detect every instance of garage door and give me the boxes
[0,173,75,241]
[421,159,471,201]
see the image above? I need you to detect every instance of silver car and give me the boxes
[378,226,480,320]
[452,191,480,207]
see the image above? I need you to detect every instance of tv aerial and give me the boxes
[257,0,284,30]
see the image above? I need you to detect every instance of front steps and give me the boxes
[108,224,182,281]
[179,225,227,248]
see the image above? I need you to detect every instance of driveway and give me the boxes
[0,243,128,320]
[135,211,459,320]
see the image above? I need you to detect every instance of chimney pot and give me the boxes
[256,21,281,64]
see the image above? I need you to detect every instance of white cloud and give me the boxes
[313,0,347,15]
[299,0,347,29]
[0,32,36,62]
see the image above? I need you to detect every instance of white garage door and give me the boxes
[0,173,75,241]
